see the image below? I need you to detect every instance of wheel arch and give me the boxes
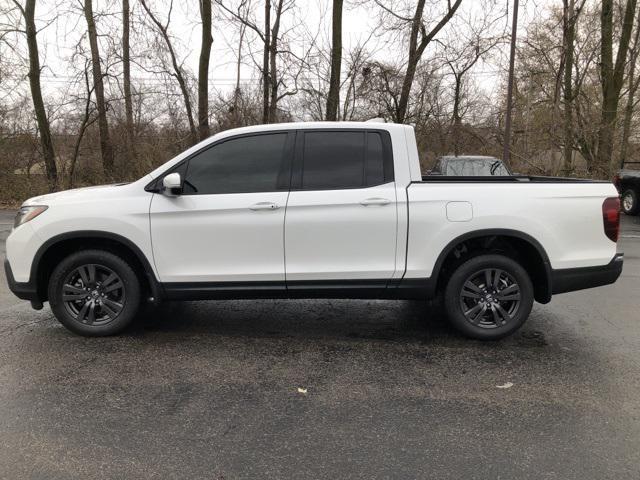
[430,228,553,304]
[32,231,162,303]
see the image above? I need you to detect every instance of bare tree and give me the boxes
[198,0,213,140]
[376,0,462,123]
[597,0,638,175]
[263,0,271,122]
[561,0,583,173]
[620,6,640,168]
[11,0,58,191]
[83,0,115,178]
[443,5,504,155]
[122,0,136,162]
[68,63,98,189]
[216,0,297,123]
[325,0,343,120]
[139,0,198,145]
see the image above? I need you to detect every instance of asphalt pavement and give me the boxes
[0,209,639,479]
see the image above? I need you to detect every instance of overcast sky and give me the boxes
[1,0,554,113]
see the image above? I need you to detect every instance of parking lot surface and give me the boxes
[1,210,639,479]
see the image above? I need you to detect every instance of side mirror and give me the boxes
[162,172,182,196]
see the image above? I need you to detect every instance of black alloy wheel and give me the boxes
[48,250,141,336]
[444,254,534,340]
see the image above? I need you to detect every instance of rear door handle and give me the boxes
[249,202,280,211]
[360,197,391,206]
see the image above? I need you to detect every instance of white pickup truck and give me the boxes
[5,122,623,339]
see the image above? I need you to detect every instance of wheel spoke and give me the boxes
[464,281,483,294]
[484,269,493,289]
[464,303,487,324]
[63,292,88,301]
[472,304,488,323]
[497,283,518,295]
[102,272,118,287]
[104,281,123,293]
[87,303,96,324]
[78,266,90,285]
[492,269,503,289]
[87,264,96,284]
[494,303,511,323]
[464,303,483,318]
[497,283,520,301]
[63,284,85,294]
[101,301,119,319]
[462,283,482,299]
[497,293,521,301]
[77,301,90,322]
[103,298,124,314]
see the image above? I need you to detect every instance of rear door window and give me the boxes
[298,130,392,190]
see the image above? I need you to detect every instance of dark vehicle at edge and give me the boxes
[614,165,640,216]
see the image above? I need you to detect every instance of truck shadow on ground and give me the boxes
[132,298,549,349]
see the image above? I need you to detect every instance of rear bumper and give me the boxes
[4,258,41,306]
[551,253,624,294]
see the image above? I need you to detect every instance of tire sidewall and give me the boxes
[444,254,534,340]
[621,189,639,215]
[48,250,141,336]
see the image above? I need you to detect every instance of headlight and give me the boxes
[14,205,48,228]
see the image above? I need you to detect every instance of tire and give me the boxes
[48,249,141,336]
[621,189,639,216]
[443,254,534,340]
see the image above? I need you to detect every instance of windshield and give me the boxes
[443,158,511,176]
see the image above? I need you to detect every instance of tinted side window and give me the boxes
[302,132,365,190]
[301,131,390,190]
[183,133,287,194]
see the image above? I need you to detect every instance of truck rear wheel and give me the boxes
[48,250,141,336]
[621,189,639,215]
[443,254,534,340]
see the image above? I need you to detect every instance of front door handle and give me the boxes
[249,202,280,211]
[360,197,391,206]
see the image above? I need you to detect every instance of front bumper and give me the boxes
[551,253,624,294]
[4,258,42,308]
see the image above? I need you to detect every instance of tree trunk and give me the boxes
[69,69,95,189]
[122,0,136,163]
[234,19,247,116]
[395,0,426,123]
[268,0,283,122]
[325,0,343,121]
[84,0,114,179]
[596,0,638,176]
[23,0,57,191]
[262,0,271,123]
[198,0,213,140]
[396,0,462,123]
[619,72,637,169]
[452,75,461,156]
[562,0,576,174]
[619,7,640,168]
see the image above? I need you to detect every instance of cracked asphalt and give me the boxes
[1,209,639,479]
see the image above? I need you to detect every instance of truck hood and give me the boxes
[23,183,131,206]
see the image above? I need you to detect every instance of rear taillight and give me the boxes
[602,197,620,242]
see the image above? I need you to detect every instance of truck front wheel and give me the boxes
[443,254,534,340]
[621,189,639,215]
[48,250,141,336]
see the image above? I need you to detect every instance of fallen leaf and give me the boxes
[496,382,514,389]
